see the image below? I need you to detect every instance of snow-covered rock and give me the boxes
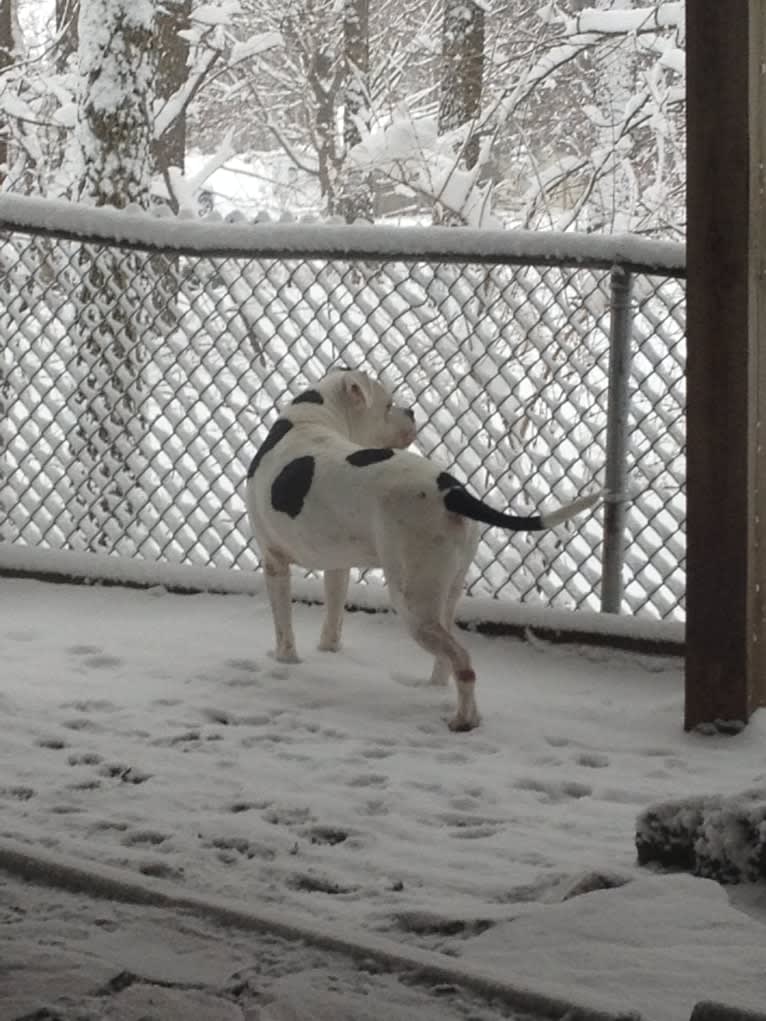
[636,789,766,883]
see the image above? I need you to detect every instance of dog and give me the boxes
[246,368,598,731]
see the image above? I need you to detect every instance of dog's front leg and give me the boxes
[263,552,300,662]
[318,568,350,652]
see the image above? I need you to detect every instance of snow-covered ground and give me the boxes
[2,575,765,1020]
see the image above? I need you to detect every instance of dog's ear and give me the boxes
[341,370,374,409]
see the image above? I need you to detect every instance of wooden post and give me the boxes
[685,2,766,729]
[747,6,766,720]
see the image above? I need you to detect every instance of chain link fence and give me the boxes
[0,201,686,620]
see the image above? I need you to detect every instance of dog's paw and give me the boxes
[317,637,342,653]
[270,649,301,664]
[447,713,481,733]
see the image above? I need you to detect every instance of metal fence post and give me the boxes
[601,266,634,613]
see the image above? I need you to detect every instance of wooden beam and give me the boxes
[747,4,766,719]
[685,1,766,729]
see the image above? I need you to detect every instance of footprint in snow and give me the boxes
[544,734,572,748]
[224,657,262,688]
[346,773,388,789]
[225,657,260,672]
[514,777,592,801]
[448,795,480,812]
[37,736,68,750]
[359,746,394,760]
[67,779,101,791]
[61,718,103,733]
[262,805,314,827]
[68,751,103,766]
[0,785,36,801]
[576,751,610,768]
[138,861,184,880]
[204,835,275,863]
[201,707,234,725]
[98,763,152,784]
[151,730,202,748]
[65,645,124,670]
[227,799,272,814]
[304,825,349,846]
[241,732,296,749]
[80,654,123,670]
[122,830,169,848]
[89,819,129,833]
[200,708,276,728]
[286,873,356,895]
[61,699,118,712]
[392,911,495,938]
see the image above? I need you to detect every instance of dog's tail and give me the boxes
[444,487,600,531]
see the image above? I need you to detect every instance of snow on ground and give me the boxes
[3,870,515,1021]
[2,576,766,1020]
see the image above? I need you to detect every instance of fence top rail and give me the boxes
[0,193,687,278]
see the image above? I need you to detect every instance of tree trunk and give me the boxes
[154,0,191,194]
[75,0,156,208]
[153,0,190,326]
[69,0,157,552]
[438,0,485,169]
[338,0,373,222]
[0,0,12,183]
[56,0,78,70]
[436,0,485,224]
[311,46,339,213]
[592,0,637,232]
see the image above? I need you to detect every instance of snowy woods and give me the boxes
[0,1,686,232]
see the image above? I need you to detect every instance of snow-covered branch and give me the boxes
[562,3,684,37]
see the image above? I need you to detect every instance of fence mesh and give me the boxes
[0,226,686,619]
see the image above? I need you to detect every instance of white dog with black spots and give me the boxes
[246,368,598,731]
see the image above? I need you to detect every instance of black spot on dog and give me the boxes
[292,388,324,406]
[437,471,462,491]
[271,456,315,518]
[247,419,293,478]
[346,448,395,467]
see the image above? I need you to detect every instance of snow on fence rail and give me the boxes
[0,196,686,620]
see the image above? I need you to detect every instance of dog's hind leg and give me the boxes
[428,570,464,687]
[263,550,300,663]
[319,568,350,652]
[407,613,480,732]
[428,524,479,687]
[385,554,480,732]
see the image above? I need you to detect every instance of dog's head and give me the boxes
[324,368,417,449]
